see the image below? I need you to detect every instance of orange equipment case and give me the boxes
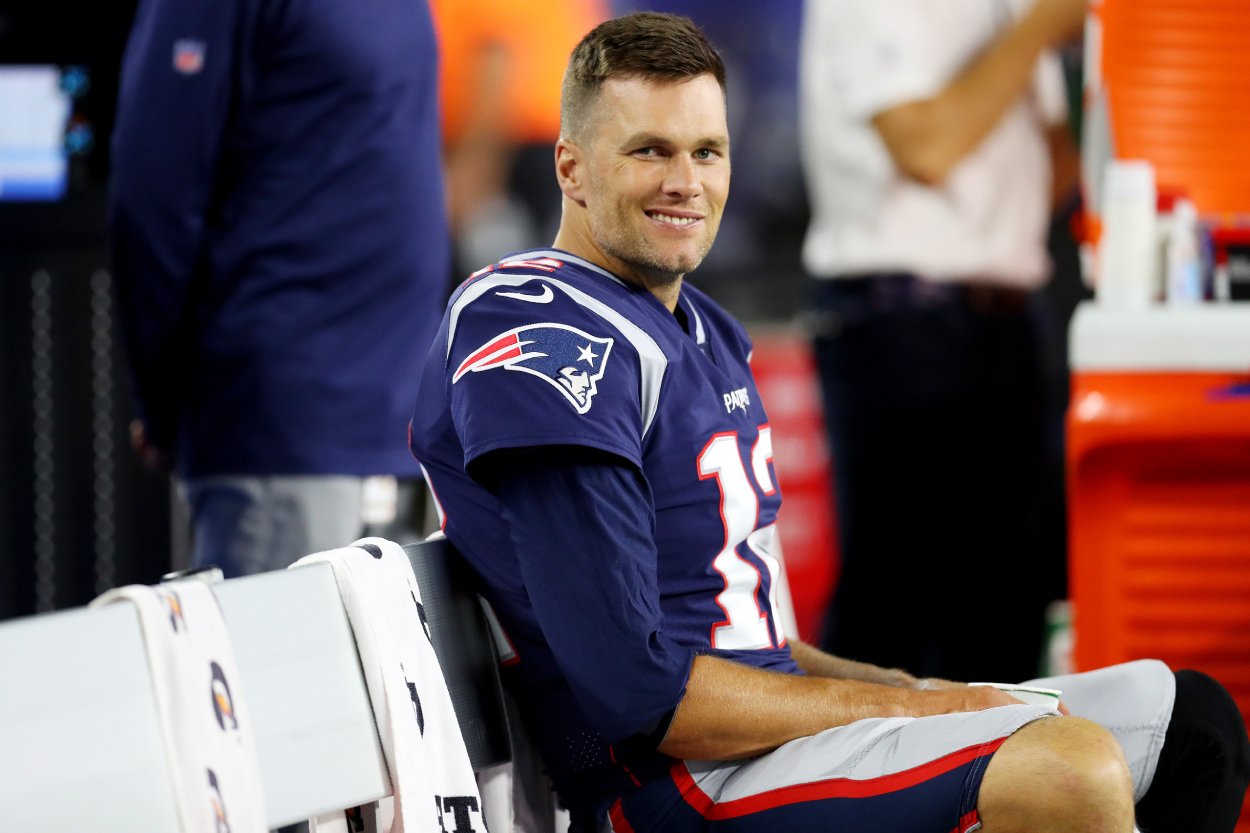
[1068,305,1250,830]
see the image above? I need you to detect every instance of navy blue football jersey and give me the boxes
[409,249,797,812]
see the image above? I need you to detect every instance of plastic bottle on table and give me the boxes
[1165,198,1204,304]
[1097,160,1158,307]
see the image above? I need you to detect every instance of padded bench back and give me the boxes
[404,537,511,771]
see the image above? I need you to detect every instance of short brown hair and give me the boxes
[560,12,726,141]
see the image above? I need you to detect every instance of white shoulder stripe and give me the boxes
[688,300,706,345]
[448,272,667,437]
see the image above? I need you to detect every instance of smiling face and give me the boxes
[554,73,730,306]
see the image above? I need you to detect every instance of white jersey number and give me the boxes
[697,428,785,650]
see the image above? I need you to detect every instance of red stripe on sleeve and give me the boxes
[453,333,521,381]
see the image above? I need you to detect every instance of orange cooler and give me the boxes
[1068,304,1250,829]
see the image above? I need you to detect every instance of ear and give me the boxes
[554,138,587,206]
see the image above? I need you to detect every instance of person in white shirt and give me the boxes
[800,9,1250,828]
[800,0,1083,687]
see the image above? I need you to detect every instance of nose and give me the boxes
[662,154,702,200]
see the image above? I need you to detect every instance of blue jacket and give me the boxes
[110,0,448,477]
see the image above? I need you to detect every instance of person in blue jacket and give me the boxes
[110,0,449,576]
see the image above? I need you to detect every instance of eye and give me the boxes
[633,146,659,157]
[694,148,719,161]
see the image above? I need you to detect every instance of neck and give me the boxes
[642,278,682,313]
[553,217,683,313]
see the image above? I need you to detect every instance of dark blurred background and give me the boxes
[0,0,170,619]
[0,0,1086,621]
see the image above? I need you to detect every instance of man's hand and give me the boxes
[937,684,1031,712]
[913,676,966,691]
[659,654,1073,761]
[915,676,1070,714]
[130,419,172,473]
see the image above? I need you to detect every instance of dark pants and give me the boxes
[810,273,1063,683]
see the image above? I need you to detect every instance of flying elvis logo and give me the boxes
[454,324,613,414]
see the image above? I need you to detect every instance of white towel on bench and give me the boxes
[92,579,267,833]
[294,537,484,833]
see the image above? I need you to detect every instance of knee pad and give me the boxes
[1136,669,1250,833]
[1168,669,1250,788]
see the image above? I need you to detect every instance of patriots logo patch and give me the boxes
[172,39,206,75]
[454,324,613,414]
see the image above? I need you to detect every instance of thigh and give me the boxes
[185,475,364,576]
[1027,659,1175,800]
[613,706,1053,833]
[270,475,366,558]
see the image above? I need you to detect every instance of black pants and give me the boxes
[811,274,1065,682]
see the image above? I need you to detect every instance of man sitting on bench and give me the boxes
[409,12,1250,833]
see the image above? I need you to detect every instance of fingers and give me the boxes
[130,418,172,473]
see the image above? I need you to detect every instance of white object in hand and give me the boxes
[969,682,1063,709]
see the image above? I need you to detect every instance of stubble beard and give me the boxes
[595,214,717,287]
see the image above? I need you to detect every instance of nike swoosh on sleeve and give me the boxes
[496,285,554,304]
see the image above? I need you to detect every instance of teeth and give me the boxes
[650,212,697,226]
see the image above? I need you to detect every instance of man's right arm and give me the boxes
[659,654,1023,761]
[110,0,240,454]
[870,0,1085,185]
[486,448,1023,762]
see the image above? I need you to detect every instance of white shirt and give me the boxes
[800,0,1068,288]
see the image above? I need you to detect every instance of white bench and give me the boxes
[0,539,510,831]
